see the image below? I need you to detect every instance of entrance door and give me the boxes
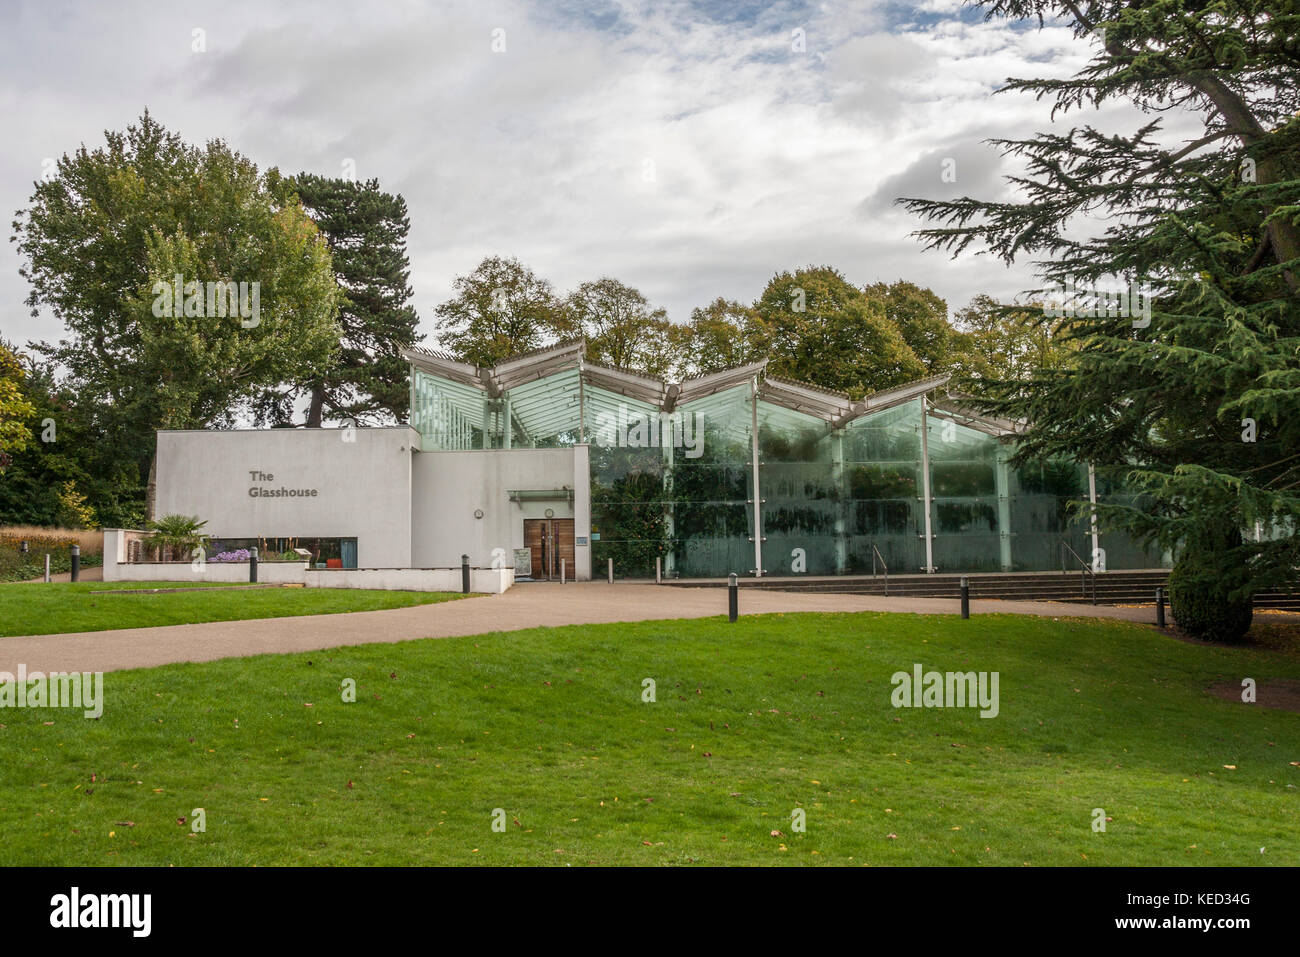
[523,518,576,580]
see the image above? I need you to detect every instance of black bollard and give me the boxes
[70,544,80,583]
[960,576,970,619]
[1155,586,1166,628]
[728,573,738,623]
[250,546,258,583]
[461,554,471,594]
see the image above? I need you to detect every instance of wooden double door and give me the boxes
[523,518,575,580]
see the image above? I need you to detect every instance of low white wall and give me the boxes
[101,551,513,594]
[111,561,310,584]
[303,566,513,594]
[102,529,126,580]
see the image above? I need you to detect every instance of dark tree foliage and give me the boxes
[0,347,145,528]
[901,1,1300,637]
[256,174,421,426]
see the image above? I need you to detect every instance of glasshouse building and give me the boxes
[134,340,1160,582]
[404,341,1159,579]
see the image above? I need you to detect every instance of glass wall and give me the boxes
[759,403,837,575]
[1008,458,1090,570]
[411,368,487,450]
[929,415,1002,572]
[587,384,666,578]
[1091,470,1165,570]
[670,385,755,577]
[408,360,1167,577]
[841,401,924,575]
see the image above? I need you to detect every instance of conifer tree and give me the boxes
[903,1,1300,640]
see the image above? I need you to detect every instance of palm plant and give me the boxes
[146,514,209,562]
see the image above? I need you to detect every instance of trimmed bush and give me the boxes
[1168,550,1253,643]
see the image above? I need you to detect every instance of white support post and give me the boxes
[919,396,934,573]
[831,429,847,575]
[750,380,763,578]
[1088,463,1100,571]
[662,432,676,578]
[995,445,1013,572]
[577,361,586,444]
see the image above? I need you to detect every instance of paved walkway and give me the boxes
[0,582,1160,675]
[21,566,104,583]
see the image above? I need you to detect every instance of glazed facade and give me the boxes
[406,342,1162,579]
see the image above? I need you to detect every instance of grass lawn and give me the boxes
[0,581,466,637]
[1,610,1297,866]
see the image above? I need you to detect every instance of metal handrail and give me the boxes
[1059,540,1097,604]
[871,544,889,596]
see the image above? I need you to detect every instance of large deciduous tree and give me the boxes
[13,111,341,518]
[434,256,573,366]
[676,298,765,379]
[256,174,421,427]
[751,267,926,398]
[566,278,676,378]
[0,342,35,467]
[902,1,1300,640]
[863,280,974,377]
[950,293,1076,391]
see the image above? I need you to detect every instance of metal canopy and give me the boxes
[405,342,1016,442]
[927,401,1026,439]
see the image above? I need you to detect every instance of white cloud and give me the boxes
[0,0,1184,358]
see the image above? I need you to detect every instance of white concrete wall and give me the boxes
[151,428,593,579]
[110,561,310,583]
[573,444,592,581]
[155,427,418,568]
[102,529,127,580]
[410,446,592,578]
[303,566,513,594]
[103,559,511,593]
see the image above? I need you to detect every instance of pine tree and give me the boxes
[902,1,1300,640]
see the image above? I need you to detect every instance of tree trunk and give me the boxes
[306,383,326,428]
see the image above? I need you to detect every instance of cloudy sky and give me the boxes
[2,0,1123,351]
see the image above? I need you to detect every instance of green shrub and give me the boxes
[1168,550,1253,643]
[0,532,103,582]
